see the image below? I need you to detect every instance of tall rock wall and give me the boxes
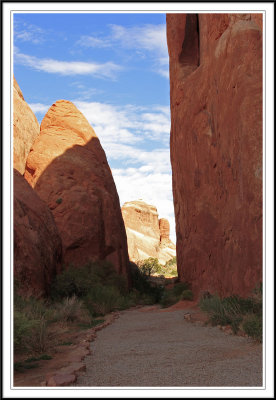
[14,169,62,297]
[167,14,262,297]
[25,100,129,280]
[122,200,176,265]
[13,77,40,174]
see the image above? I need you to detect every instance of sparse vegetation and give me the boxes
[13,258,189,369]
[137,257,161,277]
[199,284,262,341]
[136,256,178,278]
[159,281,192,308]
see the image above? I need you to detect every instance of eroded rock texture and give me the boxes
[13,77,40,174]
[122,200,176,265]
[167,13,262,297]
[14,169,62,297]
[25,100,129,279]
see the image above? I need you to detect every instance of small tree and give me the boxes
[139,258,161,277]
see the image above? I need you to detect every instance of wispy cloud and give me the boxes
[28,103,49,114]
[77,24,169,78]
[14,20,46,44]
[74,101,170,147]
[14,47,122,79]
[109,24,167,55]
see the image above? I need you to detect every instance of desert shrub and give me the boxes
[138,258,161,277]
[52,295,84,323]
[14,309,48,353]
[83,285,122,317]
[242,314,262,342]
[159,290,179,308]
[14,294,52,353]
[172,282,190,297]
[160,282,192,308]
[199,288,262,340]
[181,289,194,301]
[50,261,128,300]
[165,256,177,267]
[129,262,163,302]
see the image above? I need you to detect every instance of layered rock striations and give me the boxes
[14,169,62,297]
[167,14,262,297]
[13,77,40,174]
[121,200,176,265]
[25,100,129,279]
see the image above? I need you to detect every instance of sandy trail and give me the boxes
[74,306,262,387]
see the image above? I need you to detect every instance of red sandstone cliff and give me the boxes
[25,100,129,279]
[13,77,40,174]
[167,13,262,297]
[122,200,176,265]
[14,169,62,297]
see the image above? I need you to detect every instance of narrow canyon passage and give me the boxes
[74,306,262,387]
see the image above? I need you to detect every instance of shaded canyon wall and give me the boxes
[167,14,262,297]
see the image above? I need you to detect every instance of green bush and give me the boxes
[199,289,262,340]
[159,282,192,308]
[83,285,122,317]
[138,258,161,277]
[165,256,177,267]
[172,282,190,297]
[14,309,48,353]
[129,262,164,303]
[50,261,128,300]
[242,314,262,342]
[181,289,193,301]
[52,295,84,323]
[14,310,38,351]
[159,291,179,308]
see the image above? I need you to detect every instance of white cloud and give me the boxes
[14,20,45,44]
[109,24,167,55]
[77,24,169,78]
[14,48,122,79]
[74,101,171,148]
[28,99,175,241]
[76,35,110,48]
[28,103,49,114]
[113,168,176,243]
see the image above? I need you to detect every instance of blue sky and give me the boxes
[13,12,176,242]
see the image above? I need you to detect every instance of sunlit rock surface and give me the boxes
[13,77,40,174]
[122,200,176,265]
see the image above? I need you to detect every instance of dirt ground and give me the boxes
[74,302,262,387]
[13,301,262,387]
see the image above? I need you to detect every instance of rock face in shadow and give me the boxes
[14,169,62,297]
[167,14,262,297]
[13,77,40,174]
[122,200,176,265]
[25,100,129,279]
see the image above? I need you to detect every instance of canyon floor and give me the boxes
[74,303,262,387]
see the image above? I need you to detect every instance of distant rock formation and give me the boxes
[25,100,129,279]
[13,77,40,174]
[121,200,176,265]
[14,169,62,297]
[167,14,262,297]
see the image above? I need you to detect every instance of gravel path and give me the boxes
[75,307,262,387]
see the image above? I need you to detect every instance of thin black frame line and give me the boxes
[9,9,266,392]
